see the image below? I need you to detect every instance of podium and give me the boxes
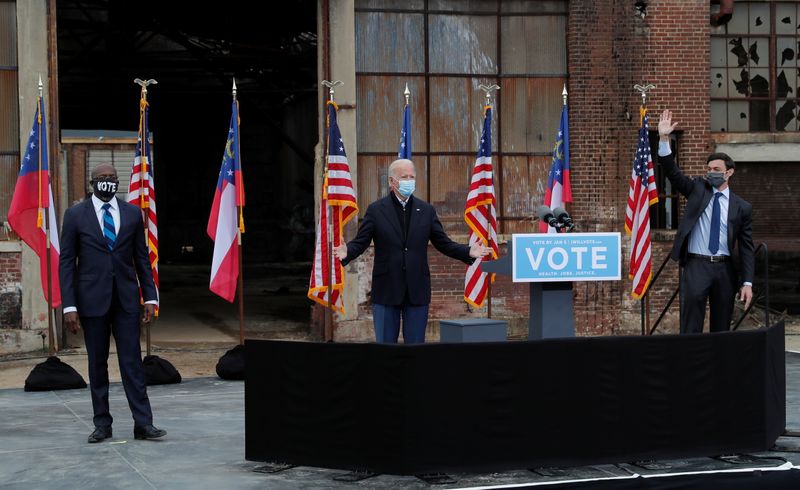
[481,233,621,340]
[481,241,573,339]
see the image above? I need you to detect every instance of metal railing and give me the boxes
[644,242,770,334]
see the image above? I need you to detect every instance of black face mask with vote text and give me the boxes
[92,179,119,201]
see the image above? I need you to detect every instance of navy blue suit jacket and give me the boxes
[660,151,755,284]
[59,198,157,317]
[341,195,472,306]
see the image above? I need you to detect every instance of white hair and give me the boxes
[388,159,414,180]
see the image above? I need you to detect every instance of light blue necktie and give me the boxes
[708,193,722,255]
[102,203,116,250]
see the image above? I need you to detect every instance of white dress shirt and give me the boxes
[63,195,158,314]
[658,142,751,287]
[92,194,121,235]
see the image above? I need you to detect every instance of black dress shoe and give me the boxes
[133,424,167,440]
[88,426,112,443]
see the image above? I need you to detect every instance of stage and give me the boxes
[0,342,798,488]
[245,324,788,474]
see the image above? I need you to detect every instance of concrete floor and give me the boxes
[2,262,800,488]
[1,356,799,489]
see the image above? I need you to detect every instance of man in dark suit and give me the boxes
[657,110,754,334]
[60,164,166,443]
[334,159,490,344]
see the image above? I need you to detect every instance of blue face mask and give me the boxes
[397,179,415,198]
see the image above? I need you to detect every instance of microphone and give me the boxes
[553,207,574,230]
[537,205,559,228]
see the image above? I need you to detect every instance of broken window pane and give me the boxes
[776,3,797,35]
[777,69,795,98]
[728,37,751,67]
[775,99,797,131]
[776,37,796,67]
[728,68,750,97]
[728,100,749,132]
[749,67,770,96]
[749,2,771,34]
[710,68,727,98]
[749,100,771,130]
[711,37,728,66]
[726,4,749,34]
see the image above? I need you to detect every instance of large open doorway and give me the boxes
[56,0,318,340]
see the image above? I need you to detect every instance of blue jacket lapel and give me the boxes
[82,199,106,245]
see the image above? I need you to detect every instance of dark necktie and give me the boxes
[708,193,722,255]
[102,203,116,250]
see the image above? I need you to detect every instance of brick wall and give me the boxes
[567,0,710,334]
[0,252,22,329]
[735,162,800,241]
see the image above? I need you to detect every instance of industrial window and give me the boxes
[354,0,568,235]
[0,0,19,226]
[711,0,800,132]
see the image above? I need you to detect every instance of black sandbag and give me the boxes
[24,356,87,392]
[143,355,182,385]
[216,344,245,380]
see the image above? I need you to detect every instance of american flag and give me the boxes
[539,104,572,233]
[624,109,659,299]
[308,102,358,312]
[127,93,159,310]
[207,100,245,302]
[463,106,499,308]
[8,95,61,307]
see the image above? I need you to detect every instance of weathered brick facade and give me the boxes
[567,0,712,335]
[0,252,22,326]
[333,1,718,340]
[0,251,24,351]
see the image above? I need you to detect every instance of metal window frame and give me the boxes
[354,0,569,234]
[710,0,800,132]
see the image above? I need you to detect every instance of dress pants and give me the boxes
[372,303,430,344]
[81,283,153,428]
[679,257,737,334]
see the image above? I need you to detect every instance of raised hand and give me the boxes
[658,109,678,137]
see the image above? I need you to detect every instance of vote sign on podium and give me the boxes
[511,232,621,283]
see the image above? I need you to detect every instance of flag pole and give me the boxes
[478,84,499,319]
[134,78,157,355]
[561,85,569,226]
[561,86,569,226]
[38,75,56,355]
[634,83,655,335]
[320,80,342,342]
[232,79,246,345]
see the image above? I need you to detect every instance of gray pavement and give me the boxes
[1,355,799,489]
[2,261,799,488]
